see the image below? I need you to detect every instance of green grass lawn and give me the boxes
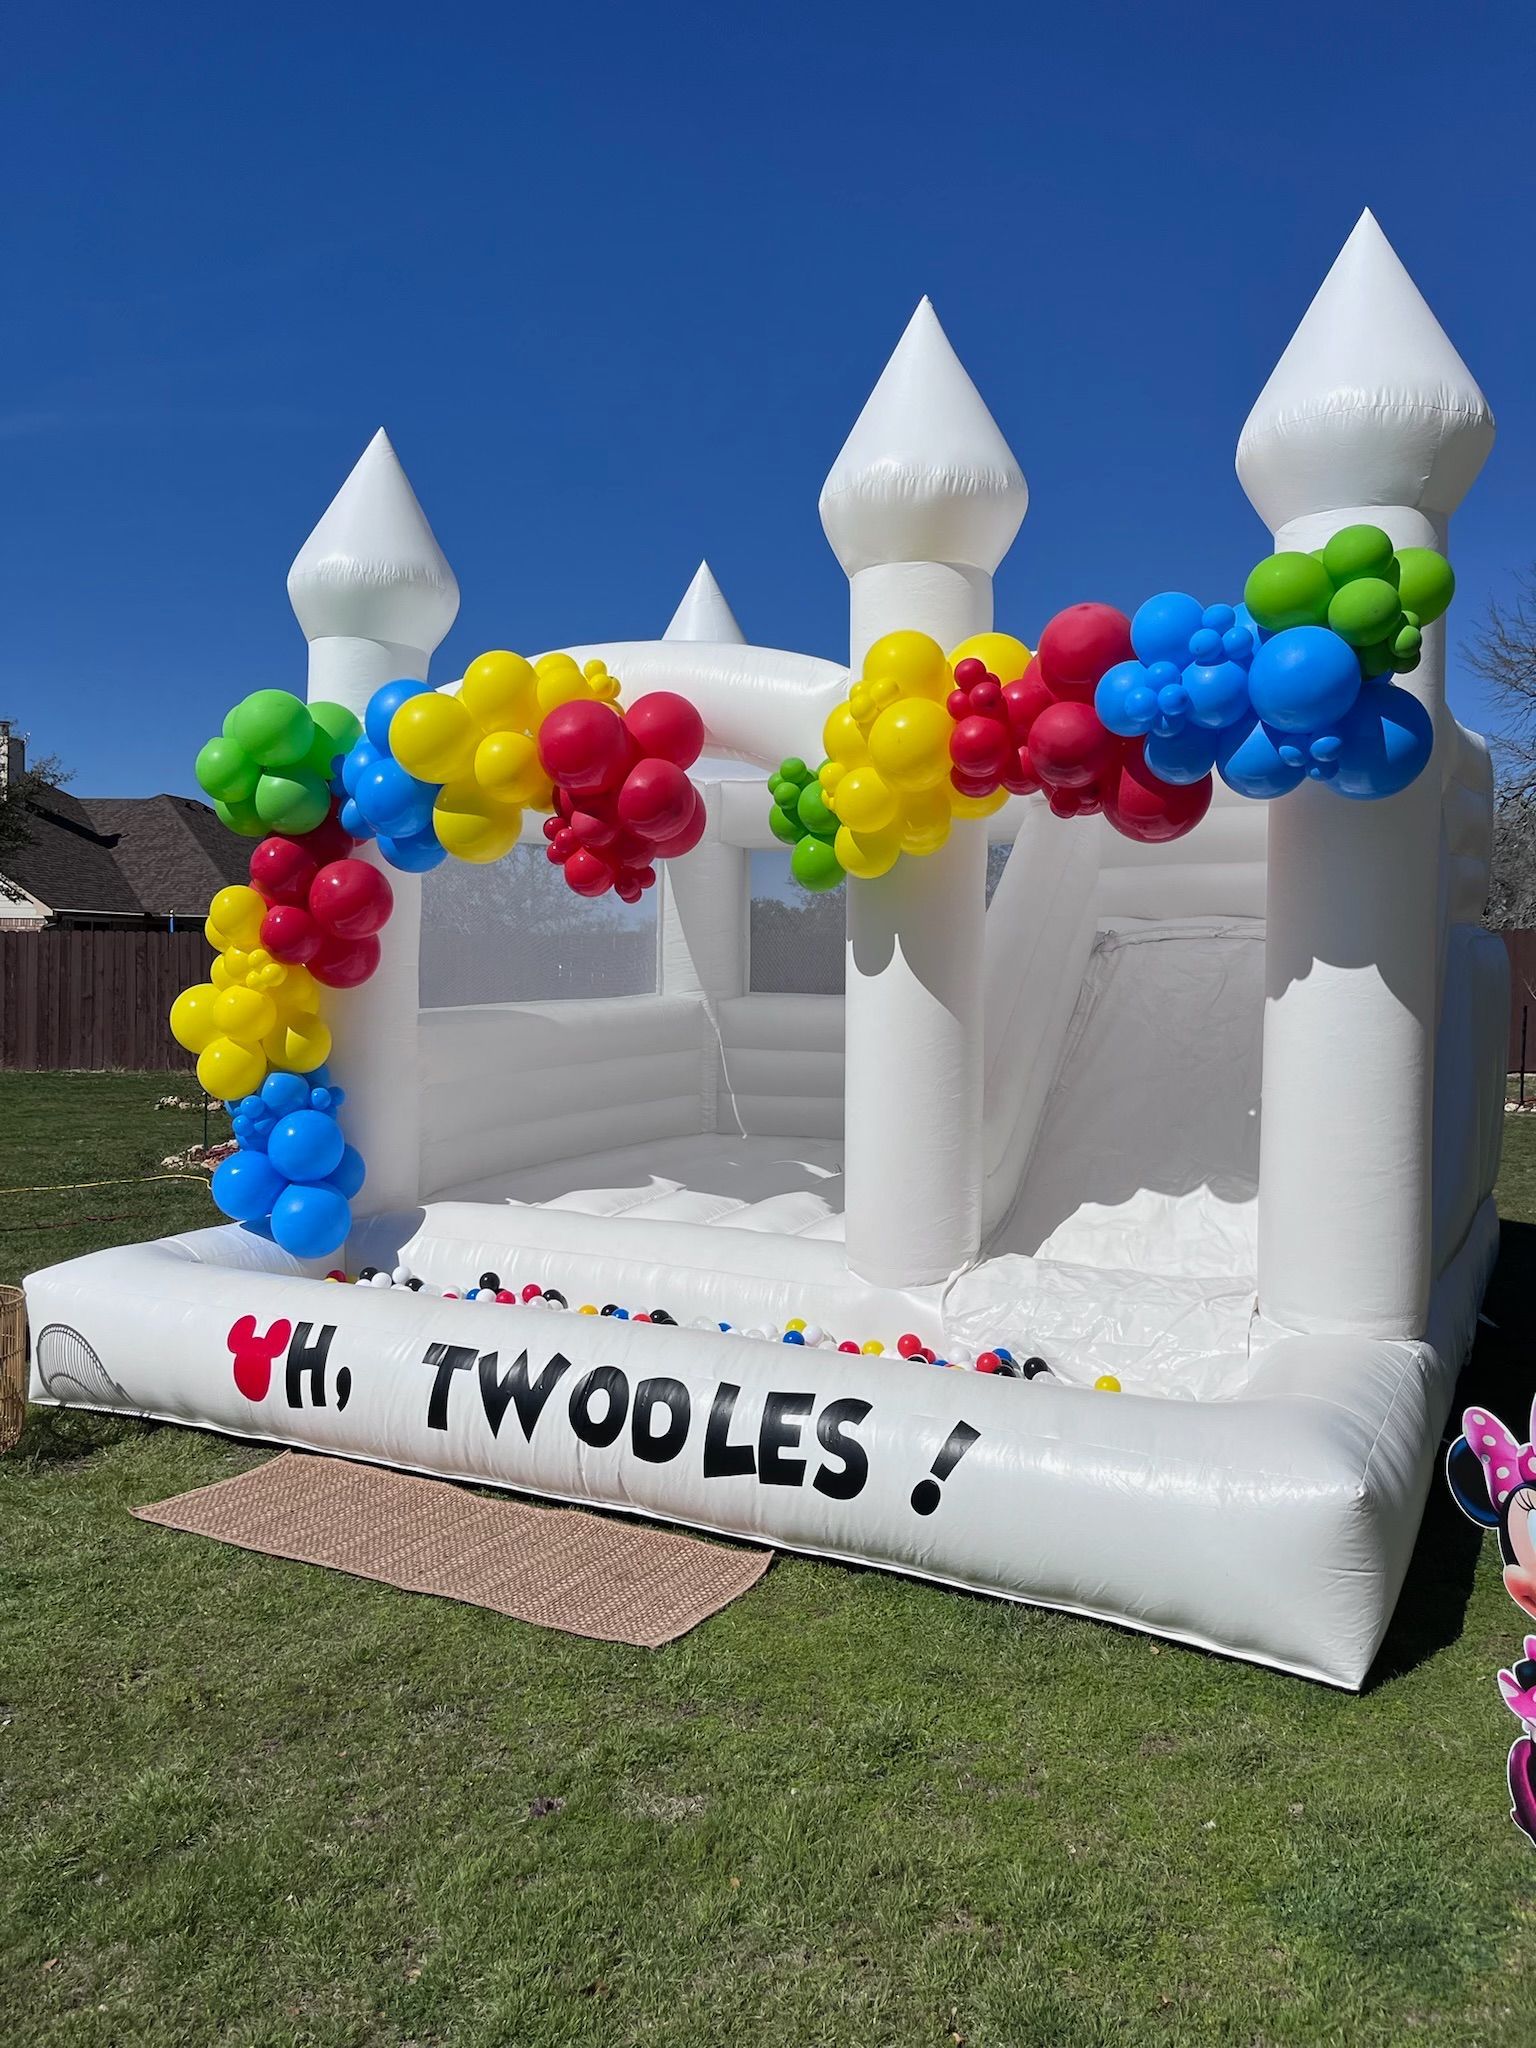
[4,1077,1536,2045]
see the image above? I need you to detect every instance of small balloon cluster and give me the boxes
[539,688,707,900]
[195,691,362,838]
[211,1070,366,1260]
[251,820,394,989]
[172,880,334,1103]
[1099,526,1451,803]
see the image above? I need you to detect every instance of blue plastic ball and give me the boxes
[364,678,433,752]
[782,1330,806,1344]
[1247,626,1361,735]
[268,1109,347,1184]
[211,1149,286,1224]
[1131,592,1205,669]
[270,1181,353,1260]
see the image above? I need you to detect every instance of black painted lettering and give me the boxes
[812,1397,872,1500]
[703,1382,756,1478]
[631,1376,691,1464]
[422,1342,476,1431]
[758,1391,814,1486]
[287,1323,348,1410]
[479,1350,572,1440]
[569,1365,629,1448]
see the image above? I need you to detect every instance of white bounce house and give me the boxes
[26,212,1507,1687]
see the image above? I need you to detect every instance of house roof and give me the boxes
[0,791,250,918]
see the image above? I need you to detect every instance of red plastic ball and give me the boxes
[646,789,707,860]
[896,1333,923,1358]
[1103,750,1214,844]
[617,758,695,842]
[1002,665,1056,735]
[838,1341,861,1354]
[310,858,393,939]
[624,692,705,770]
[521,1283,542,1302]
[495,1289,516,1304]
[538,700,635,795]
[309,932,382,988]
[1035,603,1135,700]
[249,835,317,907]
[975,1351,1002,1373]
[634,1312,652,1323]
[259,902,321,964]
[950,715,1009,780]
[563,846,615,896]
[1027,700,1113,790]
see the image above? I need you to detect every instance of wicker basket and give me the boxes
[0,1285,25,1453]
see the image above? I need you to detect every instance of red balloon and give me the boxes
[950,714,1009,780]
[647,788,707,859]
[541,815,562,841]
[1027,700,1113,790]
[563,846,615,897]
[1035,604,1135,700]
[1102,750,1213,843]
[538,700,634,795]
[310,932,382,987]
[1000,745,1042,797]
[568,806,619,849]
[297,807,358,867]
[616,758,695,842]
[259,902,321,964]
[951,766,997,800]
[1002,665,1056,735]
[615,877,644,904]
[249,835,317,907]
[624,692,704,770]
[309,858,394,939]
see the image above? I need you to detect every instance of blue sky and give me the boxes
[5,2,1533,795]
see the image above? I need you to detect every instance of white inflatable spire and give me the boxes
[1237,210,1494,529]
[288,428,461,652]
[819,297,1027,579]
[664,560,745,643]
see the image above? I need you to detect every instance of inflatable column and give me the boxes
[821,301,1027,1287]
[287,430,460,1214]
[1237,214,1493,1337]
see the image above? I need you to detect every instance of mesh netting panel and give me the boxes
[986,839,1011,905]
[420,846,658,1007]
[748,851,845,994]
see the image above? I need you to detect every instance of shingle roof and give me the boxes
[0,792,250,918]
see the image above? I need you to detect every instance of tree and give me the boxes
[1465,572,1536,929]
[0,747,69,864]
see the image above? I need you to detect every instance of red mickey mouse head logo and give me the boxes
[227,1315,291,1402]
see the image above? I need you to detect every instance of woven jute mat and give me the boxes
[133,1452,771,1646]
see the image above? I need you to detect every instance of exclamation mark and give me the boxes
[910,1421,980,1516]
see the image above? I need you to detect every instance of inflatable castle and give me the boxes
[25,212,1506,1687]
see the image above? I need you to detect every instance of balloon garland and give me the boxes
[174,654,708,1258]
[769,525,1451,891]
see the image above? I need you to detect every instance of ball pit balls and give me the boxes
[479,1271,501,1291]
[1094,1374,1122,1392]
[976,1352,1002,1373]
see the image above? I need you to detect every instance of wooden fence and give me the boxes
[0,929,211,1071]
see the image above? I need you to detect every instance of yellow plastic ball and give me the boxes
[823,702,870,766]
[390,692,479,783]
[535,654,590,717]
[1094,1374,1122,1393]
[433,781,524,864]
[834,822,903,880]
[861,1340,884,1356]
[209,885,266,950]
[949,632,1034,684]
[212,985,278,1046]
[869,698,952,793]
[196,1035,266,1102]
[786,1317,806,1333]
[833,764,899,834]
[460,650,539,734]
[169,982,222,1055]
[579,1304,598,1316]
[949,783,1009,821]
[475,729,550,806]
[863,630,951,702]
[264,1011,332,1074]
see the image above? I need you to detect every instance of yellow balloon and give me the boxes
[274,963,320,1015]
[949,632,1034,683]
[223,947,253,984]
[209,885,266,950]
[169,982,222,1055]
[863,630,951,702]
[390,692,479,783]
[949,783,1009,821]
[460,650,539,734]
[210,955,234,991]
[204,916,229,953]
[834,822,903,879]
[833,764,898,834]
[264,1011,332,1074]
[898,786,952,855]
[475,729,549,806]
[196,1035,266,1102]
[212,985,278,1046]
[433,781,524,864]
[823,702,870,767]
[869,698,952,792]
[535,654,590,717]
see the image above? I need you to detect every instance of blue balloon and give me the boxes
[377,825,448,873]
[357,758,437,836]
[241,1215,276,1242]
[1215,715,1306,800]
[364,677,433,752]
[1131,592,1205,669]
[270,1182,353,1260]
[1144,725,1220,786]
[211,1149,287,1224]
[1201,603,1236,636]
[261,1070,311,1116]
[339,797,375,842]
[1330,681,1434,800]
[1095,660,1157,737]
[1247,626,1361,735]
[340,738,378,797]
[1183,659,1253,732]
[329,1143,367,1199]
[268,1109,347,1184]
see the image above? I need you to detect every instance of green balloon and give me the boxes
[1327,576,1403,649]
[1244,551,1334,632]
[780,757,809,785]
[230,689,315,769]
[1356,638,1395,680]
[1321,524,1396,587]
[796,780,837,838]
[768,804,801,846]
[213,794,265,836]
[308,698,362,762]
[195,734,259,803]
[1395,547,1455,626]
[768,778,798,809]
[254,769,330,835]
[791,835,845,893]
